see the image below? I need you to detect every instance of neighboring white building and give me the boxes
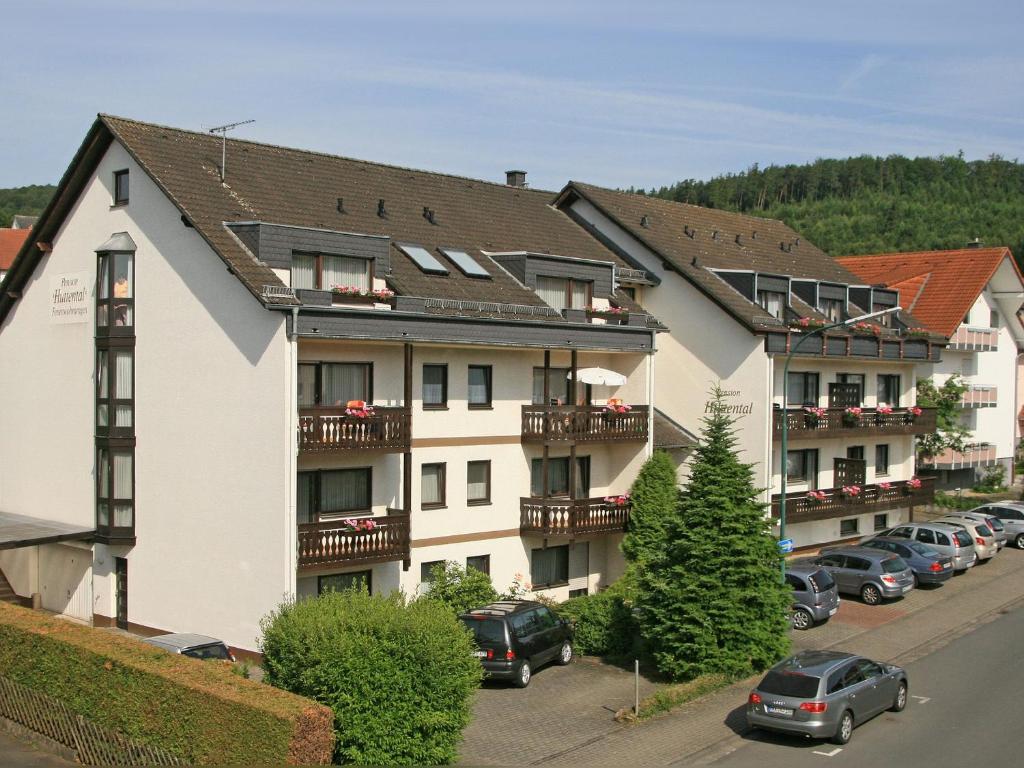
[0,116,662,655]
[555,183,944,549]
[838,247,1024,490]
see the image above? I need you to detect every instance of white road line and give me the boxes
[812,747,843,757]
[911,695,931,704]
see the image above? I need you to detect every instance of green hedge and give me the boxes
[559,582,639,660]
[261,589,482,766]
[0,602,333,764]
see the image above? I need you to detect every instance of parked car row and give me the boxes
[786,502,1023,629]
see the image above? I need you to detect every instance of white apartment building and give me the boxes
[0,116,661,655]
[838,248,1024,490]
[555,184,943,548]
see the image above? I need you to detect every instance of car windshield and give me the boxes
[986,518,1004,532]
[758,670,820,698]
[182,643,231,661]
[906,541,934,556]
[881,556,909,573]
[807,570,835,592]
[460,617,506,645]
[953,530,973,547]
[975,524,993,537]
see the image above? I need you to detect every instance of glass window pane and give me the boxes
[323,255,369,292]
[297,472,316,524]
[319,571,371,594]
[466,554,490,576]
[113,504,133,528]
[298,365,317,407]
[570,281,589,309]
[97,404,109,427]
[549,458,569,496]
[532,368,570,405]
[114,351,132,398]
[98,448,110,498]
[322,363,369,405]
[98,255,110,299]
[423,365,446,406]
[114,405,133,428]
[97,502,109,527]
[536,276,569,310]
[468,366,490,405]
[467,461,489,501]
[114,253,133,298]
[97,351,109,398]
[422,464,444,506]
[292,254,316,289]
[113,452,132,499]
[320,469,370,512]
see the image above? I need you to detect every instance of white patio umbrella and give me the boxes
[567,367,627,386]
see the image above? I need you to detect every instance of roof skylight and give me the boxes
[440,248,491,278]
[397,243,449,275]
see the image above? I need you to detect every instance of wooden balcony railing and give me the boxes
[920,443,998,470]
[961,386,997,407]
[520,496,631,536]
[297,513,410,569]
[772,406,936,440]
[521,405,649,443]
[948,326,998,351]
[770,477,935,525]
[298,406,411,452]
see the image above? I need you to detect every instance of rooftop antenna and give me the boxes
[208,119,255,182]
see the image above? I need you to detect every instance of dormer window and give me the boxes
[757,289,786,319]
[292,253,371,292]
[819,297,844,323]
[536,276,591,311]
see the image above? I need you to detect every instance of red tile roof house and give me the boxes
[838,247,1024,490]
[0,227,30,282]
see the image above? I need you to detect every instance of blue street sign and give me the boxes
[778,538,794,554]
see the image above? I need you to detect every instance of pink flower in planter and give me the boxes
[906,476,922,489]
[877,406,893,415]
[603,494,630,506]
[359,519,377,531]
[803,406,827,419]
[878,481,892,490]
[909,406,923,416]
[345,405,376,419]
[371,288,395,300]
[331,284,363,295]
[841,484,862,497]
[806,490,827,502]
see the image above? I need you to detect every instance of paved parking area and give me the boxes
[460,547,1024,766]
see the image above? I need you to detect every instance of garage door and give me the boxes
[38,544,92,622]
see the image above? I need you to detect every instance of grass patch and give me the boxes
[635,673,735,721]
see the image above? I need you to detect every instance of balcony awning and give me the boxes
[568,367,627,386]
[0,510,94,550]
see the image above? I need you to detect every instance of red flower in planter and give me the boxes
[806,490,827,502]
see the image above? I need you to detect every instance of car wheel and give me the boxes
[557,640,573,665]
[792,608,814,631]
[912,573,920,589]
[832,710,854,745]
[513,660,531,688]
[861,584,882,605]
[890,681,908,712]
[1015,533,1024,550]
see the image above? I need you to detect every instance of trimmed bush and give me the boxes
[0,602,333,764]
[559,581,639,659]
[419,560,499,614]
[260,589,482,766]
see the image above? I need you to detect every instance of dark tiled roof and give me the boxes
[101,116,644,319]
[558,183,880,332]
[653,408,698,450]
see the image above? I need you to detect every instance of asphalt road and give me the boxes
[709,601,1024,766]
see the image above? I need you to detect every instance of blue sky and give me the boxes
[2,0,1023,191]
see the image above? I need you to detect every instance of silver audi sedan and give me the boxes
[746,650,908,744]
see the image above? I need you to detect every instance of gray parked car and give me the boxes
[941,510,1007,550]
[808,547,914,605]
[972,502,1024,549]
[877,522,978,572]
[858,537,954,587]
[143,633,235,661]
[786,565,840,630]
[933,516,998,561]
[747,650,908,744]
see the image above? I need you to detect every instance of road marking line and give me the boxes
[813,747,843,757]
[911,695,931,704]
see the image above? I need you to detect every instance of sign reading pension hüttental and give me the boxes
[50,272,90,324]
[704,389,754,416]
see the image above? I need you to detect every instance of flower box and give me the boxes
[842,406,863,426]
[806,490,827,503]
[603,494,631,507]
[841,484,862,498]
[790,317,827,331]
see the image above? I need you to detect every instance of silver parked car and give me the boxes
[786,565,840,630]
[877,522,978,572]
[942,510,1007,550]
[933,516,998,561]
[143,633,235,661]
[747,650,908,744]
[973,502,1024,549]
[809,547,914,605]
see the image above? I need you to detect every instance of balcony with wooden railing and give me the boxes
[771,477,935,525]
[298,406,411,452]
[520,496,631,536]
[297,512,410,570]
[961,385,997,408]
[948,325,998,351]
[773,406,936,440]
[920,443,998,470]
[521,405,649,443]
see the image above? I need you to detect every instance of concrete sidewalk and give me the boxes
[462,549,1024,767]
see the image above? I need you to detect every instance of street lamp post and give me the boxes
[777,306,901,582]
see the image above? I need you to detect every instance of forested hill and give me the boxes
[0,185,55,227]
[638,154,1024,261]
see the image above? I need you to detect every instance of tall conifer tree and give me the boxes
[622,449,679,565]
[636,387,791,681]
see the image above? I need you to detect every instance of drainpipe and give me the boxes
[286,306,299,598]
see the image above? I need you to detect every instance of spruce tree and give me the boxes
[622,449,680,565]
[636,386,791,681]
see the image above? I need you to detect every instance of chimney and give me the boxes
[966,237,984,249]
[505,170,527,188]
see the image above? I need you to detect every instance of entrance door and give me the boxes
[115,558,128,630]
